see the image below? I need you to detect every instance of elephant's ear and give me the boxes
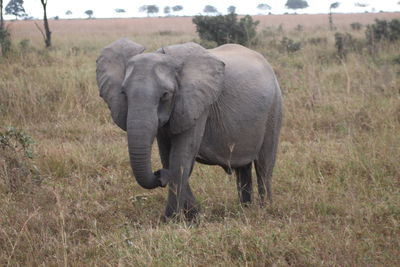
[96,38,145,131]
[159,43,225,134]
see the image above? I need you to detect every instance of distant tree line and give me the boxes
[139,5,184,17]
[3,0,392,22]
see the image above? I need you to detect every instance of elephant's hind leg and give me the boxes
[235,163,253,204]
[255,114,281,206]
[254,156,274,206]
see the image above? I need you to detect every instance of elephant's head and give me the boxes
[96,39,225,189]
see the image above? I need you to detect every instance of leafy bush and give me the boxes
[350,22,363,31]
[279,36,301,53]
[366,19,400,44]
[192,13,259,46]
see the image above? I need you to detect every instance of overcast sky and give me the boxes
[4,0,400,19]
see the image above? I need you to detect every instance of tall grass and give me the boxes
[0,14,399,265]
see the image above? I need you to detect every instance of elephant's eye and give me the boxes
[161,91,170,101]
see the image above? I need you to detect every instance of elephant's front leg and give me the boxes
[157,127,171,169]
[164,114,208,220]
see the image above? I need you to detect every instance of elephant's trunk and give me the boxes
[127,115,161,189]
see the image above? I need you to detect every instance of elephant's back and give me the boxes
[199,45,281,168]
[209,44,279,99]
[209,44,273,71]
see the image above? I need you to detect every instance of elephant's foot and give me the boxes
[164,196,200,223]
[164,205,200,223]
[162,209,200,224]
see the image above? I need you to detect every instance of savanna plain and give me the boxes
[1,13,399,266]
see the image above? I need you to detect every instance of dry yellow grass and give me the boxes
[0,13,399,266]
[8,12,400,42]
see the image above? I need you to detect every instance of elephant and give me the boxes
[96,38,282,220]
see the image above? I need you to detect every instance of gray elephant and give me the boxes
[96,38,282,220]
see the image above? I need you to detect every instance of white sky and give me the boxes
[4,0,400,19]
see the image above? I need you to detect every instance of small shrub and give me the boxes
[295,24,304,32]
[389,19,400,41]
[350,22,363,31]
[334,32,364,58]
[158,30,180,36]
[192,13,259,46]
[366,19,400,45]
[308,37,327,46]
[0,27,12,56]
[392,55,400,65]
[335,32,351,58]
[0,127,34,159]
[261,26,284,39]
[279,37,301,53]
[19,38,30,51]
[0,127,40,193]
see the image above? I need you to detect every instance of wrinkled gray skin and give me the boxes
[97,38,282,220]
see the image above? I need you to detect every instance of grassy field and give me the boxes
[1,13,400,266]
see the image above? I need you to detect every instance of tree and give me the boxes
[330,2,339,9]
[203,5,218,15]
[139,5,159,17]
[85,10,93,19]
[172,5,183,12]
[115,8,126,13]
[354,3,369,8]
[164,6,170,16]
[0,0,11,56]
[65,10,72,15]
[257,3,272,13]
[227,5,236,14]
[329,2,339,30]
[5,0,26,20]
[285,0,308,10]
[0,0,4,30]
[39,0,51,47]
[147,5,159,16]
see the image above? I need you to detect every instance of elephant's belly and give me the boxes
[196,66,275,169]
[198,115,267,169]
